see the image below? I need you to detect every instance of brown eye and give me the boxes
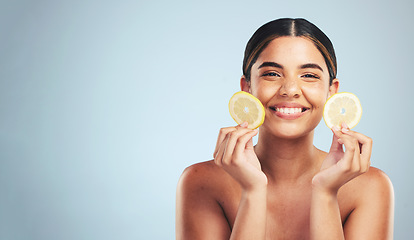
[302,74,320,79]
[262,72,280,77]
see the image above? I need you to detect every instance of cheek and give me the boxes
[251,81,279,105]
[303,84,330,109]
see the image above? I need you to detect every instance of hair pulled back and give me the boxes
[242,18,337,85]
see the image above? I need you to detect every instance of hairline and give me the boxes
[244,35,336,85]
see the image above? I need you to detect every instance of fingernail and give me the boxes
[241,122,248,127]
[340,122,349,132]
[332,126,340,132]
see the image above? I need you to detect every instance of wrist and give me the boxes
[311,185,338,201]
[311,176,340,197]
[240,176,268,194]
[242,185,267,199]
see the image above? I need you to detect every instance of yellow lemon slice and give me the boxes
[323,92,362,129]
[229,91,265,129]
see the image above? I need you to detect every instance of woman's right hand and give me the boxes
[213,122,268,191]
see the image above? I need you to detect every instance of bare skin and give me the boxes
[176,37,394,240]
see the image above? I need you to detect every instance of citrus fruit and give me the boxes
[323,92,362,129]
[228,91,265,129]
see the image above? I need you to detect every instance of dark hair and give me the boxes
[242,18,337,85]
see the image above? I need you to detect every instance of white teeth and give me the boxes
[275,107,302,114]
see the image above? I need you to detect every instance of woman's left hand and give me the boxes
[312,123,373,195]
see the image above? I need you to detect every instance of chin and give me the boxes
[261,121,318,140]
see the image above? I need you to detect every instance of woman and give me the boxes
[176,18,394,239]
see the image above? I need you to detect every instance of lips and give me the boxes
[269,103,310,120]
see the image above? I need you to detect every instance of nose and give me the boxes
[279,78,301,98]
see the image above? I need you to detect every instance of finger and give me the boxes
[330,126,344,153]
[213,126,237,158]
[222,127,253,165]
[236,121,249,129]
[341,129,372,153]
[341,122,350,131]
[245,130,258,149]
[213,122,250,158]
[214,136,227,166]
[352,140,362,172]
[341,130,373,169]
[338,133,360,170]
[233,129,259,158]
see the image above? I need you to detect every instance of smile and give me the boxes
[274,107,305,114]
[269,104,310,120]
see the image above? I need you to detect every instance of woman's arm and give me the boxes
[310,167,394,240]
[176,123,268,240]
[176,164,231,239]
[229,187,267,240]
[310,187,344,240]
[213,124,268,240]
[310,126,365,240]
[310,125,393,239]
[342,167,394,239]
[175,163,268,240]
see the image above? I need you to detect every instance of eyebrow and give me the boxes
[258,62,283,69]
[257,61,324,72]
[300,63,323,72]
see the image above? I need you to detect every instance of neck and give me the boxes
[255,129,322,184]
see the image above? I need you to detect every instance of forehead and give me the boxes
[255,36,328,70]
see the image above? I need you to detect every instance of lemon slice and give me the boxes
[323,92,362,129]
[229,91,265,129]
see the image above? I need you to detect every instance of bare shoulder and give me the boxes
[340,168,394,239]
[180,160,221,179]
[176,160,234,239]
[362,166,392,184]
[341,166,394,202]
[177,160,230,193]
[176,160,236,209]
[351,166,393,194]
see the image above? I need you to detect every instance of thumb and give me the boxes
[245,129,258,149]
[329,127,343,153]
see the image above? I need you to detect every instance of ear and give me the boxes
[240,76,251,93]
[328,78,339,98]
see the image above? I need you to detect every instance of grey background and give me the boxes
[1,0,413,239]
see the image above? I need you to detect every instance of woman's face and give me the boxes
[242,36,338,138]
